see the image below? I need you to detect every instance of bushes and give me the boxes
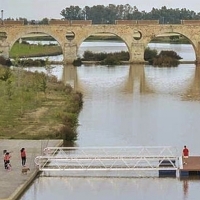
[0,56,12,66]
[82,50,129,65]
[144,48,182,67]
[58,125,77,141]
[153,50,182,67]
[82,49,181,67]
[144,47,158,64]
[15,59,47,66]
[73,58,82,66]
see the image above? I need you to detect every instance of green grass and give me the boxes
[10,43,62,58]
[0,67,83,140]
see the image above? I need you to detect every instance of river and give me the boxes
[20,41,200,200]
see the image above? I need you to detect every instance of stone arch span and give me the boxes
[6,30,65,58]
[0,27,67,60]
[145,31,196,61]
[140,26,200,63]
[9,32,63,49]
[75,31,130,59]
[1,24,200,64]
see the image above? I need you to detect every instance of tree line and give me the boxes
[4,4,200,24]
[60,4,200,24]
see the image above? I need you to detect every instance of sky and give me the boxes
[0,0,200,20]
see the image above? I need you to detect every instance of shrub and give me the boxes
[100,55,120,65]
[158,50,182,60]
[153,50,182,67]
[144,47,158,64]
[82,50,129,65]
[0,56,12,66]
[58,125,77,141]
[73,58,82,66]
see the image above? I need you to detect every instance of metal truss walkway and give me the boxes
[34,146,179,175]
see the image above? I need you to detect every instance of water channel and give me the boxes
[20,41,200,200]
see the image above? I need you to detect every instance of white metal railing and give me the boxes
[34,146,179,172]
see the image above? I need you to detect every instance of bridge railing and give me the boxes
[34,146,179,172]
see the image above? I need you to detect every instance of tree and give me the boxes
[60,4,200,24]
[39,18,49,25]
[60,6,84,20]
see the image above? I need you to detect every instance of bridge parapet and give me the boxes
[137,20,159,24]
[181,20,200,25]
[3,20,24,26]
[49,19,92,25]
[70,20,92,25]
[49,19,70,25]
[115,20,159,25]
[115,20,137,25]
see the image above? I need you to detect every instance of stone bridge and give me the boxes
[1,20,200,64]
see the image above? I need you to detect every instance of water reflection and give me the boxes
[183,179,189,199]
[182,65,200,101]
[61,64,200,148]
[21,177,200,200]
[20,64,200,200]
[61,64,199,99]
[123,65,153,94]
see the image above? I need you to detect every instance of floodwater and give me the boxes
[20,42,200,200]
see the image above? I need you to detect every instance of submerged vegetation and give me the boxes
[144,47,182,66]
[81,50,130,65]
[0,66,83,141]
[152,50,182,67]
[77,48,182,66]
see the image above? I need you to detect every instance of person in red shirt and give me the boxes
[182,145,189,165]
[20,148,26,167]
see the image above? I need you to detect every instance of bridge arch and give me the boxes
[71,27,142,63]
[143,29,198,62]
[7,31,65,58]
[74,31,130,60]
[1,23,200,64]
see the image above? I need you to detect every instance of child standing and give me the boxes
[4,152,11,170]
[20,148,26,167]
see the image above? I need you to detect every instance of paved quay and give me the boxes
[0,139,63,200]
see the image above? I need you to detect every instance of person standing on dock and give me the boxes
[182,145,189,165]
[20,148,26,167]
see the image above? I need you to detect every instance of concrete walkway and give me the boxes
[0,139,63,200]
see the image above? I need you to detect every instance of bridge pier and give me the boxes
[196,42,200,64]
[63,43,77,64]
[129,42,146,64]
[0,42,9,59]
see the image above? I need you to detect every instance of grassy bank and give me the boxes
[10,42,62,58]
[0,66,82,140]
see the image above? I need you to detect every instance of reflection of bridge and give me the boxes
[62,64,198,98]
[123,65,153,94]
[1,21,200,63]
[183,66,200,101]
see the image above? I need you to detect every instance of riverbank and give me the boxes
[0,67,82,140]
[0,139,63,200]
[10,42,62,58]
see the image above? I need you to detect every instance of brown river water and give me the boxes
[20,42,200,200]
